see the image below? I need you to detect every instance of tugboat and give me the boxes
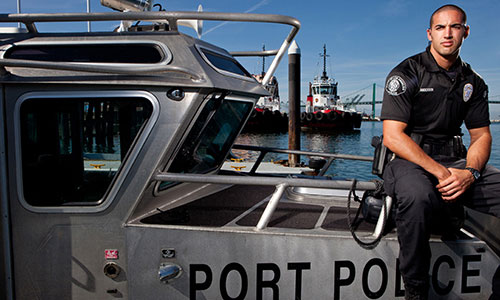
[301,45,363,130]
[244,47,288,132]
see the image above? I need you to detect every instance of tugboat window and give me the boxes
[160,96,253,190]
[20,97,153,206]
[320,86,332,94]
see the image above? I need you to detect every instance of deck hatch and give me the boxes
[4,43,166,64]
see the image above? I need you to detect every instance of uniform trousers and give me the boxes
[383,156,500,295]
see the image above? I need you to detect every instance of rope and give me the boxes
[347,179,387,250]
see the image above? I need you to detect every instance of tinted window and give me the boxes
[6,44,164,63]
[160,96,253,190]
[20,97,153,206]
[201,48,251,77]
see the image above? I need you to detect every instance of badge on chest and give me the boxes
[463,83,473,102]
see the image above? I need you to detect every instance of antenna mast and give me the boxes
[320,44,329,80]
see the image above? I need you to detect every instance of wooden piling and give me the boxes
[288,40,301,167]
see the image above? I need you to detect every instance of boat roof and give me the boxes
[0,11,300,97]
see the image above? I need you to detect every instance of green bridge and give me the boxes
[343,83,500,119]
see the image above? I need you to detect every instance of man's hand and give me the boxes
[437,126,492,202]
[436,168,475,202]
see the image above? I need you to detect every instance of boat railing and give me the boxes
[153,172,378,231]
[154,145,380,230]
[231,143,373,176]
[0,12,299,83]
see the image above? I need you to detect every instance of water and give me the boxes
[234,122,500,181]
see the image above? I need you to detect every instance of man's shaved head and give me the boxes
[430,4,467,28]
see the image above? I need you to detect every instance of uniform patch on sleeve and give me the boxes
[386,75,407,96]
[463,83,473,102]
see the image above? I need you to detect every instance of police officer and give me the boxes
[381,4,500,300]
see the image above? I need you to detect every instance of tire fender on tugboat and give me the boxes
[328,111,338,121]
[306,112,314,122]
[314,111,324,121]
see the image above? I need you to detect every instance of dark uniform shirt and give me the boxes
[380,46,490,142]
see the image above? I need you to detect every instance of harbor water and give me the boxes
[234,121,500,181]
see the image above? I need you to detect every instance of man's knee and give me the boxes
[384,159,440,220]
[395,176,438,216]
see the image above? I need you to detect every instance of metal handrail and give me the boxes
[156,145,375,230]
[154,172,377,231]
[231,144,373,175]
[230,49,279,57]
[0,12,300,28]
[154,172,377,190]
[0,12,300,83]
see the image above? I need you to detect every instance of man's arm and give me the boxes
[437,126,492,201]
[465,126,492,170]
[383,119,451,181]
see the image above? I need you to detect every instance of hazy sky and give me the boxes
[2,0,500,115]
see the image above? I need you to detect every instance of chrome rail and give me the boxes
[230,49,279,57]
[154,172,377,190]
[154,172,377,230]
[231,144,373,175]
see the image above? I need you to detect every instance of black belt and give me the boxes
[421,136,466,158]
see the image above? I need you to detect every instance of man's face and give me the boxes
[427,9,469,59]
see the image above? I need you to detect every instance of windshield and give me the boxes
[160,95,253,190]
[320,86,333,95]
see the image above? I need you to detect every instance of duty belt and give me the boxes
[421,136,466,158]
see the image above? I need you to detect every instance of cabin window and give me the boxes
[199,48,252,78]
[5,43,165,64]
[159,96,253,190]
[20,97,153,206]
[320,86,332,95]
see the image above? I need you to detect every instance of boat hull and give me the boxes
[127,225,498,299]
[243,108,288,133]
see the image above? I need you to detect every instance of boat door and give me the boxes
[3,87,158,299]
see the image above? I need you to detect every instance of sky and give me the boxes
[1,0,500,117]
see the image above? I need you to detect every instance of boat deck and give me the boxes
[141,183,483,246]
[142,184,392,237]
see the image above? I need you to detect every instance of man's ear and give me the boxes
[427,28,432,42]
[464,25,470,39]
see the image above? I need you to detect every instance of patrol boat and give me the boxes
[0,1,499,299]
[301,45,363,130]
